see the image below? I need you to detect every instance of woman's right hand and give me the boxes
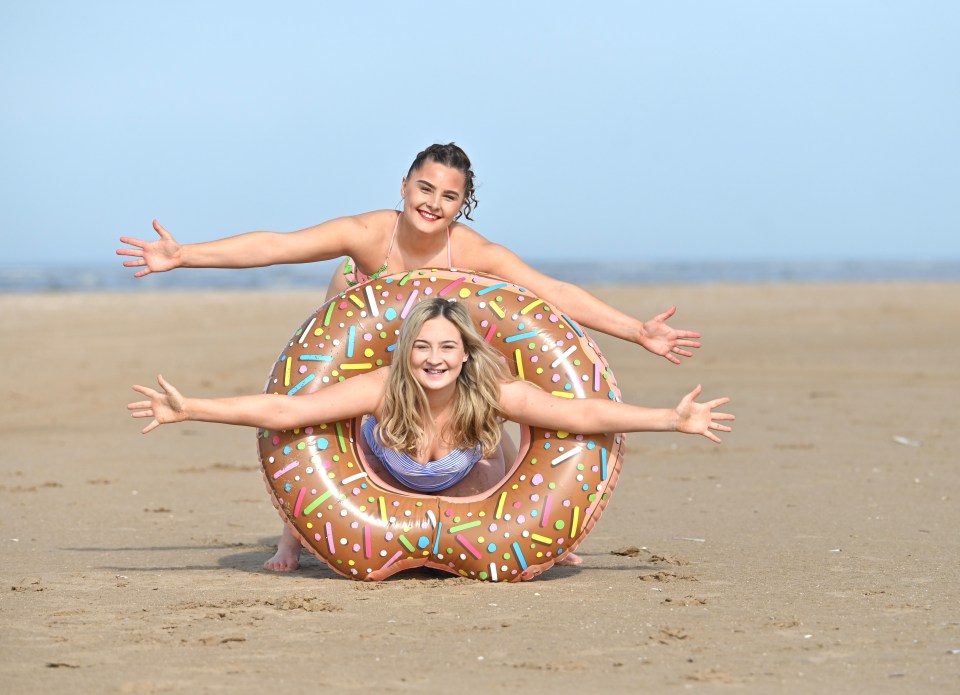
[128,374,188,433]
[674,384,735,443]
[117,220,182,277]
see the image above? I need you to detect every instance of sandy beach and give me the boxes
[2,281,958,693]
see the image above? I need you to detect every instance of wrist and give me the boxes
[668,409,681,433]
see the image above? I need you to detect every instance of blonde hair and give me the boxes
[378,298,509,458]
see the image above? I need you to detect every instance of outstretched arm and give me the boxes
[117,216,371,278]
[474,243,701,364]
[128,371,387,434]
[499,382,733,443]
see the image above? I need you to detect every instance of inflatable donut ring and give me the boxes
[257,269,625,581]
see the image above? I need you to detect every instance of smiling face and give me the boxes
[401,160,467,231]
[408,316,469,393]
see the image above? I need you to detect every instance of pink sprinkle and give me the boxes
[549,314,559,323]
[531,474,544,485]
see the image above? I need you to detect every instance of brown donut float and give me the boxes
[258,269,625,581]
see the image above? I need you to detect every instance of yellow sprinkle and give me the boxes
[514,349,525,380]
[551,391,575,398]
[557,431,569,439]
[571,506,580,538]
[495,492,507,519]
[458,288,472,298]
[284,357,292,387]
[519,299,544,315]
[349,294,365,308]
[378,496,387,522]
[340,363,373,370]
[489,301,505,318]
[531,534,553,545]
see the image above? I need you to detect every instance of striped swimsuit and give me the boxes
[361,417,481,493]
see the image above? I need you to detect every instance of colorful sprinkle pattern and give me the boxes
[258,269,625,581]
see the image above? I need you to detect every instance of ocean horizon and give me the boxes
[2,259,959,293]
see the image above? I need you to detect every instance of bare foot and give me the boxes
[557,552,583,566]
[263,527,303,572]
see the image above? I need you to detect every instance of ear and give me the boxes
[400,177,407,199]
[462,351,469,363]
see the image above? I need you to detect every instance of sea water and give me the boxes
[1,259,958,293]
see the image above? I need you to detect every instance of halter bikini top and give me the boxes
[361,416,481,493]
[343,213,453,287]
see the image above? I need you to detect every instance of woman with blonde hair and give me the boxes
[129,300,734,522]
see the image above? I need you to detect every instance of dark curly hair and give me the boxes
[407,143,478,221]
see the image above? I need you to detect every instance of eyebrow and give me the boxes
[414,179,462,198]
[414,339,461,346]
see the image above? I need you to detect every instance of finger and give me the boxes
[665,353,681,365]
[128,399,152,410]
[131,384,158,398]
[704,431,721,444]
[122,259,145,267]
[676,338,701,347]
[142,419,160,434]
[131,410,153,419]
[655,306,677,321]
[157,374,173,392]
[153,219,172,239]
[710,422,733,432]
[672,348,693,358]
[706,397,731,408]
[133,267,153,278]
[690,384,703,399]
[116,248,144,258]
[711,412,735,421]
[674,331,702,340]
[118,237,148,249]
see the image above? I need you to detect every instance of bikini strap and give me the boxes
[446,226,453,267]
[383,212,400,263]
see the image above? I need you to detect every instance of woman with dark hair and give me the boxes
[118,144,704,570]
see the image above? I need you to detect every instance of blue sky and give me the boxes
[2,1,957,265]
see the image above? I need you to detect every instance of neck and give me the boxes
[396,211,449,256]
[423,385,457,420]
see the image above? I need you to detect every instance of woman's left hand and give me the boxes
[128,374,187,434]
[639,306,702,364]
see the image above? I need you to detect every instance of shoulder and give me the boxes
[318,210,394,236]
[450,223,517,265]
